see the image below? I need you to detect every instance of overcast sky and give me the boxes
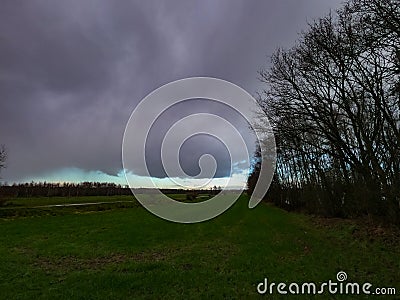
[0,0,344,187]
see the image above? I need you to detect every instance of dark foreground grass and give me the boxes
[0,195,398,299]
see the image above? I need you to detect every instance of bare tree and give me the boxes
[0,145,6,176]
[251,0,400,222]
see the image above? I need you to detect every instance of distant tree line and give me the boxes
[0,182,132,197]
[0,181,219,198]
[249,0,400,223]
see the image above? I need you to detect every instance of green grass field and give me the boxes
[0,195,398,299]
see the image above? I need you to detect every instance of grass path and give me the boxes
[3,195,135,207]
[0,195,398,299]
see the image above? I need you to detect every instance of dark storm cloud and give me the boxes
[0,0,343,182]
[143,99,251,178]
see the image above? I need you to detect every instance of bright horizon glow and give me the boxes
[12,167,248,189]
